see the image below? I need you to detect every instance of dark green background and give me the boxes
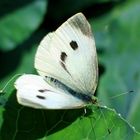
[0,0,140,139]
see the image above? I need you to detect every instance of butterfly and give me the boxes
[14,13,98,109]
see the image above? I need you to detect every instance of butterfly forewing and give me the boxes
[35,13,98,95]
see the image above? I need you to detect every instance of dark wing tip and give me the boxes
[67,12,92,36]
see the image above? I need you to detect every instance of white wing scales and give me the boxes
[15,13,98,109]
[35,13,98,95]
[15,74,86,109]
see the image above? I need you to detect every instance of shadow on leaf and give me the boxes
[0,90,87,139]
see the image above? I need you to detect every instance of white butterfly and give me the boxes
[14,13,98,109]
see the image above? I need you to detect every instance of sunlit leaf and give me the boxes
[91,0,140,132]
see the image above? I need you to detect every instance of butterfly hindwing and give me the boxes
[15,74,86,109]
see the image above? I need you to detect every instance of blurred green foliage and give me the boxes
[0,0,140,139]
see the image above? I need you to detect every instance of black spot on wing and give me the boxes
[60,62,68,72]
[38,89,50,93]
[70,41,78,50]
[60,52,71,75]
[60,62,71,76]
[36,95,46,99]
[60,52,67,62]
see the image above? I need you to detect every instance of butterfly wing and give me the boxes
[14,74,86,109]
[35,13,98,96]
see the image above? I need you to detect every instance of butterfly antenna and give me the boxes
[0,73,22,94]
[109,90,134,99]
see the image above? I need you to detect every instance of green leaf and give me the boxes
[45,106,140,140]
[0,104,139,140]
[0,0,47,51]
[91,0,140,132]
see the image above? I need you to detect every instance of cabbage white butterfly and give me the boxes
[14,13,98,109]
